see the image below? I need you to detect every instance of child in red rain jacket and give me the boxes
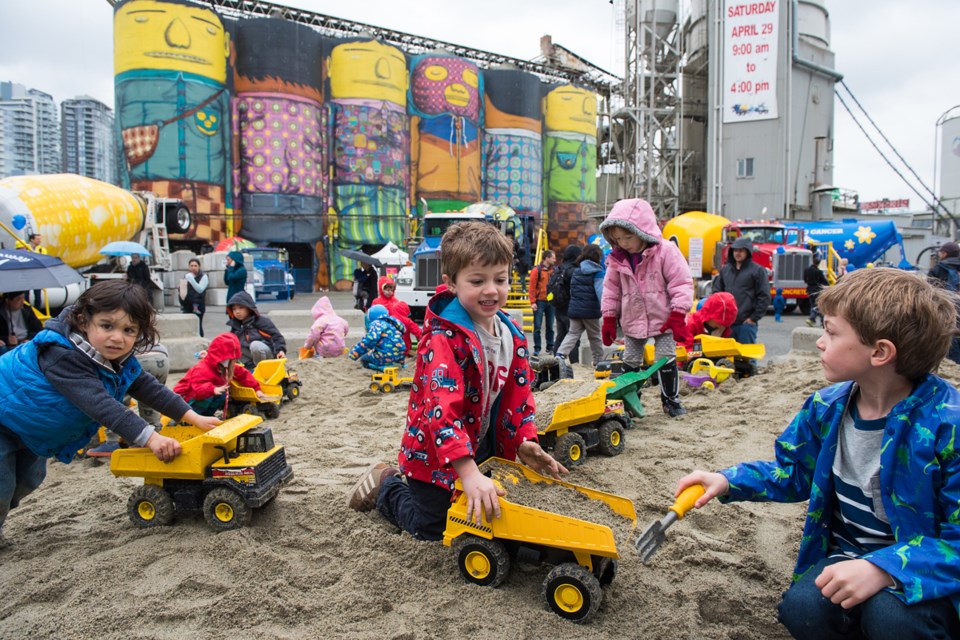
[371,275,422,353]
[683,291,739,349]
[174,333,263,416]
[346,221,566,541]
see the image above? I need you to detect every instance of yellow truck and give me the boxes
[110,415,294,531]
[444,458,636,623]
[369,366,414,393]
[227,358,302,419]
[534,380,631,467]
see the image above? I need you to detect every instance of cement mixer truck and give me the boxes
[0,173,191,308]
[662,211,814,314]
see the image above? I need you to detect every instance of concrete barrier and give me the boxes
[791,326,822,354]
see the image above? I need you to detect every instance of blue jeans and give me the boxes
[377,475,452,541]
[730,321,758,345]
[778,556,960,639]
[0,425,47,529]
[532,301,555,353]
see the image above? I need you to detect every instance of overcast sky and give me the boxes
[0,0,957,207]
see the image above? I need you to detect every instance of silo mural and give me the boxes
[543,84,597,249]
[327,37,410,287]
[114,0,232,242]
[232,18,326,246]
[409,53,483,213]
[482,67,543,218]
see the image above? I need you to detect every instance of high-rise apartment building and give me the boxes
[61,96,116,184]
[0,81,60,178]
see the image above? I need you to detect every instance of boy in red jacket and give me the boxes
[174,333,264,416]
[347,222,566,540]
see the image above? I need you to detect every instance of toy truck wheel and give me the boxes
[127,485,174,528]
[382,383,394,393]
[554,433,587,467]
[542,562,603,623]
[284,382,301,400]
[261,403,280,419]
[370,382,382,392]
[453,535,510,587]
[597,419,625,457]
[243,405,265,420]
[203,488,251,532]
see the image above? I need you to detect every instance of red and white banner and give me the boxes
[723,1,779,123]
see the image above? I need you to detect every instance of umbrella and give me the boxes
[340,249,382,267]
[100,241,152,257]
[215,236,256,252]
[0,249,84,293]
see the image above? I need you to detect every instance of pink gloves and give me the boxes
[602,316,618,346]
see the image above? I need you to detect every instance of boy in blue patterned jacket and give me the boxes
[348,305,406,371]
[678,268,960,638]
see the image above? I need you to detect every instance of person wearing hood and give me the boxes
[174,333,264,416]
[303,296,349,358]
[684,291,738,348]
[371,275,422,353]
[598,198,694,417]
[226,291,287,368]
[551,244,582,364]
[0,280,219,539]
[224,251,247,301]
[711,235,771,351]
[348,304,407,371]
[928,240,960,363]
[555,244,608,368]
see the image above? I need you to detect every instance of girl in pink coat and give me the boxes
[304,296,349,358]
[599,198,694,417]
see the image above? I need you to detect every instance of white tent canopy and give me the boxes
[371,241,409,266]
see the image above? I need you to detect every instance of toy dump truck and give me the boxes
[641,334,765,378]
[252,358,302,401]
[110,415,294,531]
[370,366,414,393]
[228,358,301,419]
[534,380,631,467]
[444,457,636,623]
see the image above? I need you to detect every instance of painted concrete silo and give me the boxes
[114,0,232,243]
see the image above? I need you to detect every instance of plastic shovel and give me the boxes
[635,484,705,563]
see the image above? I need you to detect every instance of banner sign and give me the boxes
[723,1,779,123]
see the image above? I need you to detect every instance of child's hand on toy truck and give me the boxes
[453,457,505,526]
[146,410,221,462]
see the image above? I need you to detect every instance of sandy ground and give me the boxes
[3,350,958,640]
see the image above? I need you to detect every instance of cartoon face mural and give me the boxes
[543,85,597,137]
[114,0,228,82]
[328,39,408,106]
[410,56,480,118]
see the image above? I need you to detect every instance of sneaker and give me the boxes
[662,398,687,418]
[87,441,121,458]
[805,319,815,327]
[346,463,399,511]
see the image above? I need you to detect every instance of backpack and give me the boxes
[547,263,573,310]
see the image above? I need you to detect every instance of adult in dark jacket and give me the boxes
[126,253,151,290]
[552,244,582,363]
[712,237,771,348]
[0,291,43,355]
[802,253,830,327]
[180,258,208,337]
[224,251,247,301]
[226,291,287,368]
[928,240,960,363]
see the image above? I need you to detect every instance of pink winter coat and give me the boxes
[599,198,694,339]
[304,296,349,357]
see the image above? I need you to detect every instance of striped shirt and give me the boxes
[828,400,894,558]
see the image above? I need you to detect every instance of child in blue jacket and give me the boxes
[348,305,406,371]
[678,268,960,638]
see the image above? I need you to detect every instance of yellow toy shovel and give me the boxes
[635,484,705,563]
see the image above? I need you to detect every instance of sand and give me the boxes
[3,352,958,639]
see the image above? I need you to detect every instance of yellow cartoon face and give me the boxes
[114,0,228,81]
[328,39,408,105]
[544,85,597,136]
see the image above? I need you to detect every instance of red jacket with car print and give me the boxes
[398,291,539,490]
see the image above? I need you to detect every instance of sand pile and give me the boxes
[3,351,957,639]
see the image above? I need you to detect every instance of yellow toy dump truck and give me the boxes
[534,379,631,467]
[110,415,294,532]
[227,358,302,419]
[641,333,766,377]
[444,458,636,623]
[369,366,414,393]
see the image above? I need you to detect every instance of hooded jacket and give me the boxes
[928,256,960,290]
[348,312,407,370]
[226,291,287,355]
[712,237,771,325]
[567,260,605,319]
[371,276,422,349]
[599,199,693,338]
[398,291,538,490]
[174,333,260,404]
[304,296,349,357]
[683,291,738,348]
[224,251,247,301]
[0,307,191,462]
[720,376,960,618]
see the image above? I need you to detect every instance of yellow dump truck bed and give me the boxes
[444,458,636,560]
[252,358,289,386]
[534,380,616,433]
[110,415,263,481]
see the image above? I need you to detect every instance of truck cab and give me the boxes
[242,247,296,301]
